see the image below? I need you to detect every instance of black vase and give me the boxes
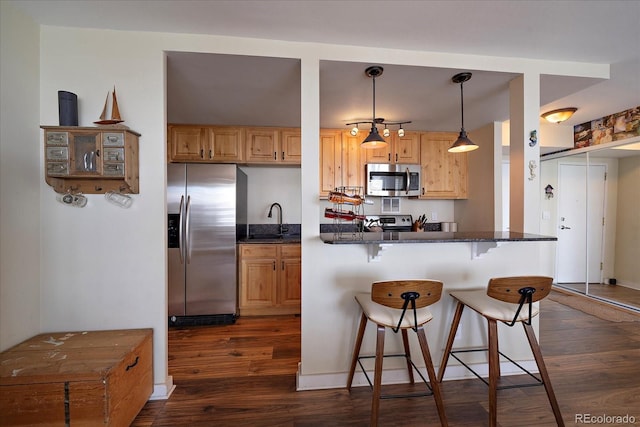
[58,91,78,126]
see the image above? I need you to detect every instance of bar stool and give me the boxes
[437,276,564,427]
[346,280,448,427]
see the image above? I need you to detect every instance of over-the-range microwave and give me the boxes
[366,163,421,197]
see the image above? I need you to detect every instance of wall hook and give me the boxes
[529,130,537,147]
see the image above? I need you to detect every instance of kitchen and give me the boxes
[165,53,482,327]
[164,50,564,396]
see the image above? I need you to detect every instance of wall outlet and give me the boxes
[431,211,438,221]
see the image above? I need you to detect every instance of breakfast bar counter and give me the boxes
[320,231,557,244]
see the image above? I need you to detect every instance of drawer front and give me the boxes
[280,244,301,258]
[240,244,278,258]
[47,162,69,176]
[46,146,69,161]
[103,162,125,176]
[46,131,69,145]
[103,132,125,147]
[103,147,125,162]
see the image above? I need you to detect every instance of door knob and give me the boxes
[560,225,571,230]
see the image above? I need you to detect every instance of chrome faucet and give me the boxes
[267,202,287,235]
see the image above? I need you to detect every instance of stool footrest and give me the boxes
[356,354,435,398]
[449,348,544,389]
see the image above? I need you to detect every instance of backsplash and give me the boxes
[249,223,301,236]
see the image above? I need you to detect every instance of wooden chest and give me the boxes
[0,328,153,426]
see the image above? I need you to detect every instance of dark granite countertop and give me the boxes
[320,231,557,244]
[238,234,301,244]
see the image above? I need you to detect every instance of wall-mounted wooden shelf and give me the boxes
[42,125,140,194]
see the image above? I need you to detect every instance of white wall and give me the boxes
[454,123,501,231]
[0,2,41,350]
[241,166,302,224]
[1,19,608,394]
[613,155,640,289]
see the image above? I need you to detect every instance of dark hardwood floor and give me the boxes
[132,298,640,426]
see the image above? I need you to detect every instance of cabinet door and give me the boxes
[341,131,365,190]
[279,257,301,308]
[278,245,301,309]
[364,134,392,163]
[394,132,421,164]
[319,130,343,198]
[281,128,301,164]
[245,128,280,163]
[240,258,277,310]
[69,131,101,175]
[419,132,468,199]
[169,126,207,161]
[209,127,244,162]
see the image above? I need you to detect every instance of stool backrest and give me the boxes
[372,280,443,309]
[487,276,553,303]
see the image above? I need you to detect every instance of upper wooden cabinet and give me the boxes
[419,132,468,199]
[168,124,300,165]
[365,131,420,164]
[168,125,244,163]
[319,130,365,198]
[42,126,140,194]
[245,127,301,164]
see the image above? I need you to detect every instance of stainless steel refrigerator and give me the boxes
[167,163,247,325]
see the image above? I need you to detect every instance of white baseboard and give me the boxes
[149,375,176,400]
[296,360,538,391]
[616,280,640,291]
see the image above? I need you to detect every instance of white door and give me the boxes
[556,163,606,283]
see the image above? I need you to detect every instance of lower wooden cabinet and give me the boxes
[239,244,301,315]
[0,329,153,427]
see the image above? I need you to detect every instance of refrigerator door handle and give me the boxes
[178,195,185,263]
[185,195,192,264]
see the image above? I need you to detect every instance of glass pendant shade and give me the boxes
[361,125,388,148]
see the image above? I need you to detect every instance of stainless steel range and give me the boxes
[364,214,414,232]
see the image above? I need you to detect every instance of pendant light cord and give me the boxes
[460,81,465,132]
[372,75,376,125]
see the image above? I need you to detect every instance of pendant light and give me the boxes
[346,66,411,148]
[361,66,388,148]
[448,72,479,153]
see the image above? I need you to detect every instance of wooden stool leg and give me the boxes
[488,319,499,427]
[401,329,415,384]
[437,301,465,382]
[347,312,368,390]
[417,326,449,426]
[523,323,565,427]
[371,325,385,427]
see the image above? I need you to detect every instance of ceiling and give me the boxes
[11,0,640,139]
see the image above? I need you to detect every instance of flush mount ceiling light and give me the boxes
[541,107,578,124]
[448,72,478,153]
[346,66,411,148]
